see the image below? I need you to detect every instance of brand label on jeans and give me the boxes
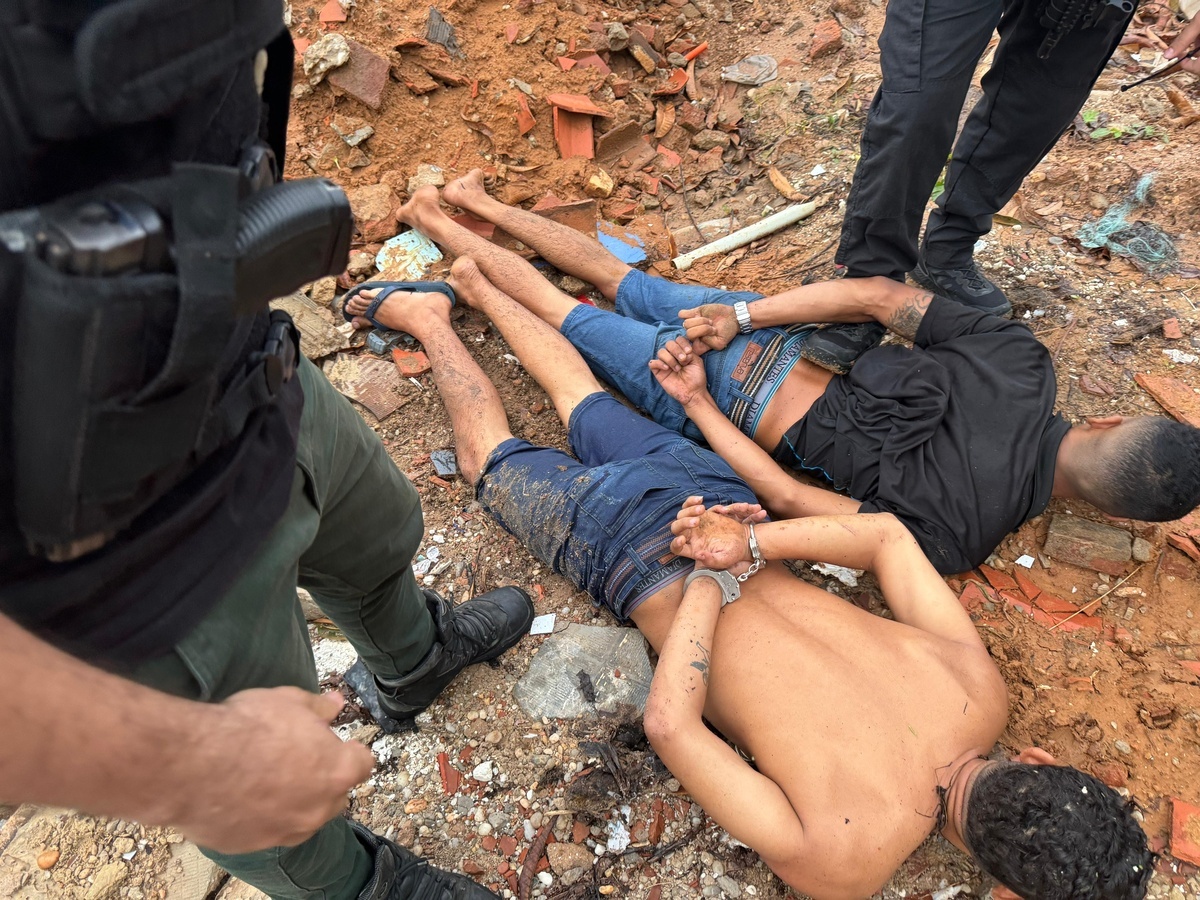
[731,342,763,383]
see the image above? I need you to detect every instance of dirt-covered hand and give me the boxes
[174,688,375,854]
[679,304,739,354]
[649,337,710,407]
[1166,15,1200,74]
[670,497,751,569]
[709,502,768,525]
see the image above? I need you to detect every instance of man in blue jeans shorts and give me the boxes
[354,174,1200,579]
[342,253,1153,900]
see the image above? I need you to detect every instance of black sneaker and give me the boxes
[373,588,534,723]
[800,322,887,375]
[353,821,499,900]
[911,256,1011,316]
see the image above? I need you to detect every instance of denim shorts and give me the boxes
[474,392,759,619]
[560,269,815,442]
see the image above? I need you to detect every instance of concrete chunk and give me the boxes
[1043,515,1132,575]
[514,624,652,719]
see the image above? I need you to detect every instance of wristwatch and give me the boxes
[733,300,753,334]
[684,568,741,606]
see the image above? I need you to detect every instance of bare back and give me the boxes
[635,565,1006,898]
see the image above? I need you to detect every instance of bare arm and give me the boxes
[670,506,983,647]
[643,577,806,866]
[680,281,935,345]
[649,338,862,518]
[0,612,375,853]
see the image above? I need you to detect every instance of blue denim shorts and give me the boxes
[475,392,759,619]
[560,270,815,442]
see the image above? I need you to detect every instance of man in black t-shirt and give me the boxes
[395,174,1200,574]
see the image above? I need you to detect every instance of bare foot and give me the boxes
[443,169,491,215]
[397,185,444,233]
[446,256,497,311]
[342,285,453,336]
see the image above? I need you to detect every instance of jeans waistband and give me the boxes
[604,527,693,617]
[727,326,815,437]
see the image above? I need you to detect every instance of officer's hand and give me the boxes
[679,304,738,353]
[671,497,752,570]
[649,337,710,408]
[174,688,375,854]
[1166,15,1200,74]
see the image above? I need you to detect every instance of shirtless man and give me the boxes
[366,173,1200,575]
[343,252,1151,900]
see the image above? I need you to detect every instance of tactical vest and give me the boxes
[0,0,352,665]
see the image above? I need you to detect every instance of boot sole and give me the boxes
[799,342,854,375]
[910,265,1012,317]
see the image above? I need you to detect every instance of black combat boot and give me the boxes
[353,821,499,900]
[800,321,887,375]
[374,587,534,723]
[911,254,1011,316]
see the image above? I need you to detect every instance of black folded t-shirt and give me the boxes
[774,296,1070,574]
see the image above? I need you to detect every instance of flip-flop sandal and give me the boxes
[340,281,458,329]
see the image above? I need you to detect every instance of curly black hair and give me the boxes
[1081,418,1200,521]
[965,762,1153,900]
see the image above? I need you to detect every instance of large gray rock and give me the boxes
[514,625,652,719]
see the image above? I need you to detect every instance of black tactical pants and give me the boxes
[835,0,1136,281]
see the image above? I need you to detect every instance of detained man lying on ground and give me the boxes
[364,173,1200,576]
[343,254,1152,900]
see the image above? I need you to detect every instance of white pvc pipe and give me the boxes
[672,200,818,271]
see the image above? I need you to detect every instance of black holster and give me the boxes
[0,0,353,561]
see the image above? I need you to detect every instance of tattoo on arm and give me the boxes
[689,641,711,686]
[885,290,934,340]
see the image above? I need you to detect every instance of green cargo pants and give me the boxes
[131,358,433,899]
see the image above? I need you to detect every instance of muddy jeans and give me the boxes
[130,358,432,900]
[835,0,1136,280]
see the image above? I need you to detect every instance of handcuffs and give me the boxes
[684,522,765,606]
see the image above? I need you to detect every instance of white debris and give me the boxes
[811,562,861,587]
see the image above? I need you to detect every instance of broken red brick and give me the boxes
[557,56,577,71]
[504,872,519,894]
[611,78,633,98]
[648,886,662,900]
[1090,761,1127,788]
[505,23,519,43]
[327,39,390,110]
[1171,798,1200,866]
[1013,568,1042,602]
[1043,514,1132,576]
[978,564,1018,592]
[294,37,312,55]
[516,93,536,136]
[1163,317,1184,340]
[572,821,589,843]
[482,835,498,852]
[499,835,517,856]
[1033,592,1081,616]
[552,108,595,159]
[574,53,612,75]
[462,859,485,877]
[1168,532,1200,562]
[957,581,993,614]
[393,349,431,377]
[437,751,462,795]
[497,861,509,875]
[810,19,844,59]
[320,0,347,22]
[1134,373,1200,428]
[655,143,682,168]
[546,92,611,117]
[429,474,452,489]
[1001,590,1102,631]
[652,68,689,96]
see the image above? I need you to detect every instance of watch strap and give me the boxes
[733,300,753,334]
